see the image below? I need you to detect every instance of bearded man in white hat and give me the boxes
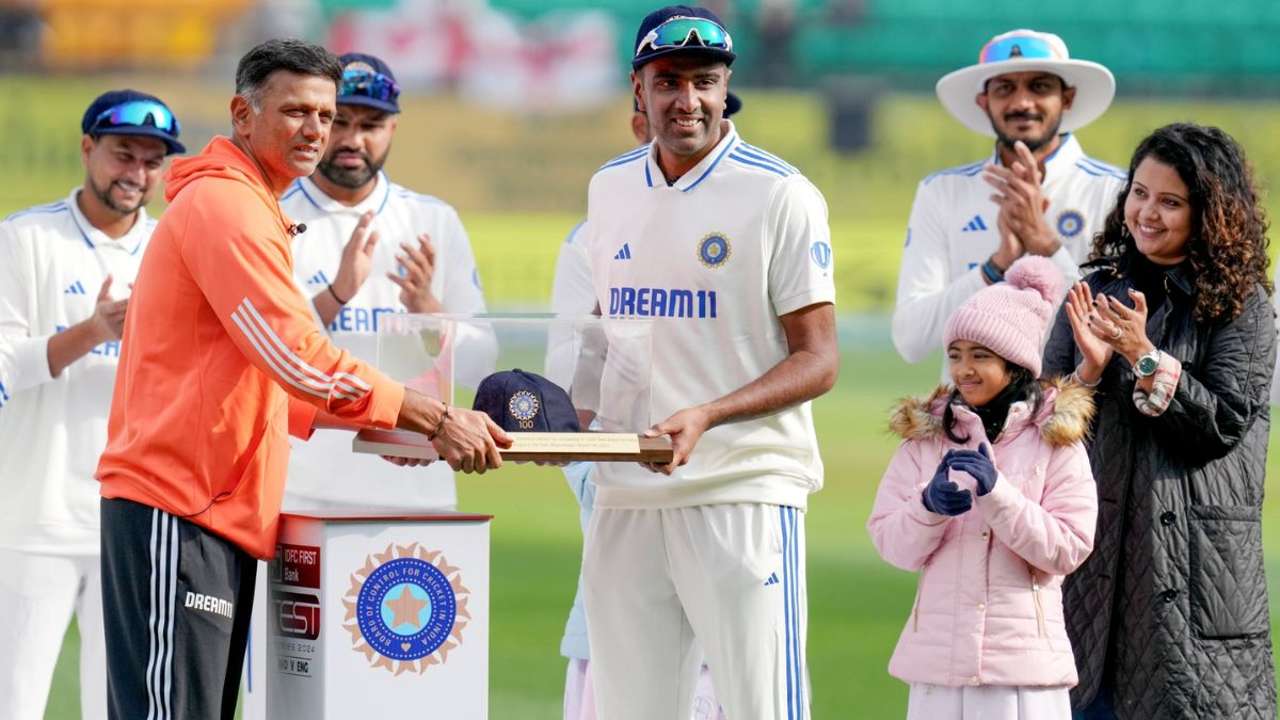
[892,29,1125,368]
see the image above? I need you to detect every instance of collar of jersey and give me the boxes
[66,187,149,255]
[644,120,739,192]
[294,171,392,215]
[990,133,1082,186]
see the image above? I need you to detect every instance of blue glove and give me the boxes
[922,451,973,516]
[948,444,998,497]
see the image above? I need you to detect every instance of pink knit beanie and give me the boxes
[943,256,1065,377]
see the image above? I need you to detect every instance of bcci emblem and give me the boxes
[1057,210,1085,238]
[698,233,731,268]
[343,543,471,675]
[508,390,540,430]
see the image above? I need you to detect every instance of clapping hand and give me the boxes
[1064,281,1114,384]
[983,140,1059,257]
[947,444,998,496]
[1092,289,1155,364]
[389,233,442,314]
[922,450,973,516]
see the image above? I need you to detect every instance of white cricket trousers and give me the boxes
[565,659,725,720]
[583,503,808,720]
[907,683,1071,720]
[0,548,106,720]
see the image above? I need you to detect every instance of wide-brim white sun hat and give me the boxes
[936,29,1116,138]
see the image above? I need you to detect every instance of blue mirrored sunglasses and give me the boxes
[92,100,180,136]
[979,35,1056,64]
[635,16,733,57]
[341,69,400,104]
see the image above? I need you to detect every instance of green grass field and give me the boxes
[40,339,1280,718]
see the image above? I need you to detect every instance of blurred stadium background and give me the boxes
[6,0,1280,717]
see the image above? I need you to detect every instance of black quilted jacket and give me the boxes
[1043,253,1277,719]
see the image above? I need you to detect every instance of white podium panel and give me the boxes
[267,511,491,719]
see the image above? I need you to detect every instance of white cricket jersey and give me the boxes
[0,189,153,555]
[892,133,1126,366]
[583,121,836,510]
[279,172,488,510]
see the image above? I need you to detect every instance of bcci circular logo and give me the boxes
[1057,210,1085,238]
[508,390,539,427]
[343,543,471,674]
[698,233,732,268]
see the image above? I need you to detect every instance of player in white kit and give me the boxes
[552,92,740,720]
[579,7,838,719]
[893,29,1125,368]
[0,90,184,720]
[242,53,489,718]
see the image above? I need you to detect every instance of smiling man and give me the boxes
[94,39,507,720]
[240,52,494,718]
[0,89,182,720]
[579,6,838,719]
[892,29,1125,370]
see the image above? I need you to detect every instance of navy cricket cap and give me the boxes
[81,89,185,155]
[632,5,736,71]
[338,52,401,114]
[472,369,581,433]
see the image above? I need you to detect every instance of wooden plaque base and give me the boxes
[353,428,674,464]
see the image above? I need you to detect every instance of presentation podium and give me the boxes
[266,510,492,719]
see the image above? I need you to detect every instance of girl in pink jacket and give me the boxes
[868,256,1097,720]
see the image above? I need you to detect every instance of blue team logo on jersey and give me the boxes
[344,544,471,675]
[810,241,833,270]
[1057,210,1085,238]
[698,233,732,268]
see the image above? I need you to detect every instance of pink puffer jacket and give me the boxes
[867,378,1097,689]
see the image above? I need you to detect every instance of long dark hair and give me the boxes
[943,365,1042,444]
[1092,123,1271,323]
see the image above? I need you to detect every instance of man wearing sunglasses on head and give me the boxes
[578,6,837,719]
[94,40,509,720]
[551,90,740,720]
[892,29,1125,372]
[239,52,494,719]
[0,89,183,720]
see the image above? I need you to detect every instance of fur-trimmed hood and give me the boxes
[889,376,1095,448]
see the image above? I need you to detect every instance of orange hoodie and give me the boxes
[97,136,405,559]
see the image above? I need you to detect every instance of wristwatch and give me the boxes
[1133,349,1162,378]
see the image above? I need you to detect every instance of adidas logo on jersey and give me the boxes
[613,243,632,260]
[306,270,331,286]
[763,572,780,587]
[64,280,87,295]
[961,215,988,232]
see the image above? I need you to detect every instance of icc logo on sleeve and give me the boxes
[810,241,833,270]
[698,233,732,268]
[343,543,471,675]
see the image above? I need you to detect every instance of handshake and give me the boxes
[921,445,998,516]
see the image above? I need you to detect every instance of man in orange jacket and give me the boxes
[94,39,510,720]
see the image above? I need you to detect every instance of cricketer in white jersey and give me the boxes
[278,170,489,510]
[578,10,838,718]
[894,29,1125,369]
[0,88,184,720]
[549,221,725,720]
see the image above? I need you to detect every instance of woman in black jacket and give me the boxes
[1043,123,1275,719]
